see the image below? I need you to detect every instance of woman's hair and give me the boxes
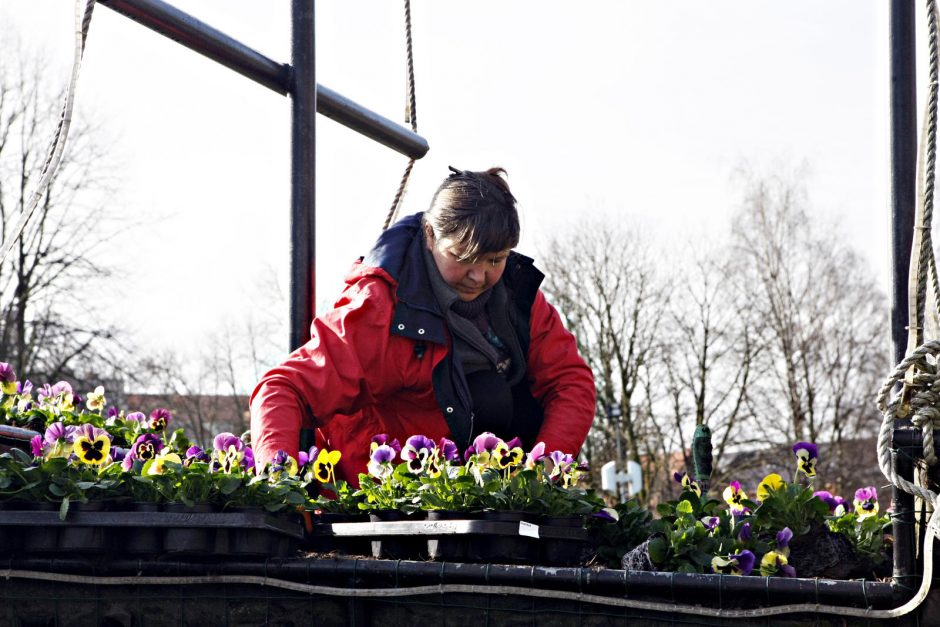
[423,166,520,261]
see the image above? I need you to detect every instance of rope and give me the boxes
[902,0,940,466]
[382,0,419,231]
[0,0,96,266]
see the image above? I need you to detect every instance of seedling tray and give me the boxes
[0,509,304,558]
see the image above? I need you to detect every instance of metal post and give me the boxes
[290,0,316,351]
[890,0,917,589]
[891,0,917,367]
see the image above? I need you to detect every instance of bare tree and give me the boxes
[0,41,125,385]
[540,219,669,499]
[727,172,888,490]
[660,249,759,487]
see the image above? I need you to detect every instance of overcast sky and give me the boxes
[2,1,913,391]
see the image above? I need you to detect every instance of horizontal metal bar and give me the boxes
[98,0,430,159]
[98,0,290,94]
[317,84,429,159]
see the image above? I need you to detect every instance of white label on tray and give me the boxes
[518,521,539,538]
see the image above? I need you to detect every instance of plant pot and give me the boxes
[0,501,16,554]
[225,506,277,557]
[58,501,111,554]
[163,502,216,555]
[468,511,538,564]
[426,510,475,562]
[306,512,371,556]
[122,502,163,555]
[18,502,59,554]
[369,510,427,560]
[788,523,862,579]
[538,514,588,566]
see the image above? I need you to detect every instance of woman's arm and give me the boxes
[249,277,397,467]
[526,290,597,455]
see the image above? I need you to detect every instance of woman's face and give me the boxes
[425,229,510,301]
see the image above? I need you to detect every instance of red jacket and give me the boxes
[250,214,595,483]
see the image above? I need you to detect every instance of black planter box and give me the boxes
[312,514,589,565]
[0,507,304,558]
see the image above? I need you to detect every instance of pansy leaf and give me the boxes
[647,536,667,564]
[219,476,242,495]
[676,500,694,515]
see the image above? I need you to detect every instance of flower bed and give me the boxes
[0,364,893,579]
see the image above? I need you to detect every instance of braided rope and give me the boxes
[0,0,96,265]
[382,0,419,231]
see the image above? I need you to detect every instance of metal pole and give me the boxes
[889,0,917,589]
[98,0,429,160]
[290,0,316,351]
[891,0,917,367]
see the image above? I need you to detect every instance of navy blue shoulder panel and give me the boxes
[362,212,423,282]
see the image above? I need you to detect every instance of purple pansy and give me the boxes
[738,522,752,541]
[525,441,547,468]
[776,527,793,555]
[122,433,165,470]
[370,434,401,454]
[148,408,172,431]
[242,446,255,471]
[711,550,756,576]
[213,432,244,452]
[854,486,879,518]
[298,445,318,466]
[792,441,819,478]
[185,445,210,462]
[0,363,17,393]
[402,435,437,473]
[17,379,31,397]
[30,434,42,457]
[438,438,459,462]
[368,442,397,478]
[125,411,145,422]
[702,516,720,532]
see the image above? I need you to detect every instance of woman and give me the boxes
[250,167,595,482]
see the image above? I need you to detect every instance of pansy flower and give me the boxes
[438,438,459,462]
[85,386,106,412]
[184,444,210,466]
[242,446,255,472]
[468,432,504,467]
[711,550,755,576]
[592,508,620,522]
[702,516,720,533]
[0,362,17,395]
[370,434,400,456]
[72,423,112,466]
[30,434,42,457]
[760,550,796,577]
[792,441,818,479]
[494,437,524,470]
[524,441,546,469]
[212,432,245,473]
[106,406,120,420]
[125,411,146,422]
[298,445,318,467]
[146,449,182,476]
[402,434,437,474]
[314,448,341,484]
[854,486,879,519]
[673,471,701,497]
[738,522,752,541]
[269,450,299,481]
[368,442,397,479]
[775,527,793,557]
[122,433,165,470]
[36,422,75,459]
[722,481,748,512]
[148,408,172,431]
[757,473,784,501]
